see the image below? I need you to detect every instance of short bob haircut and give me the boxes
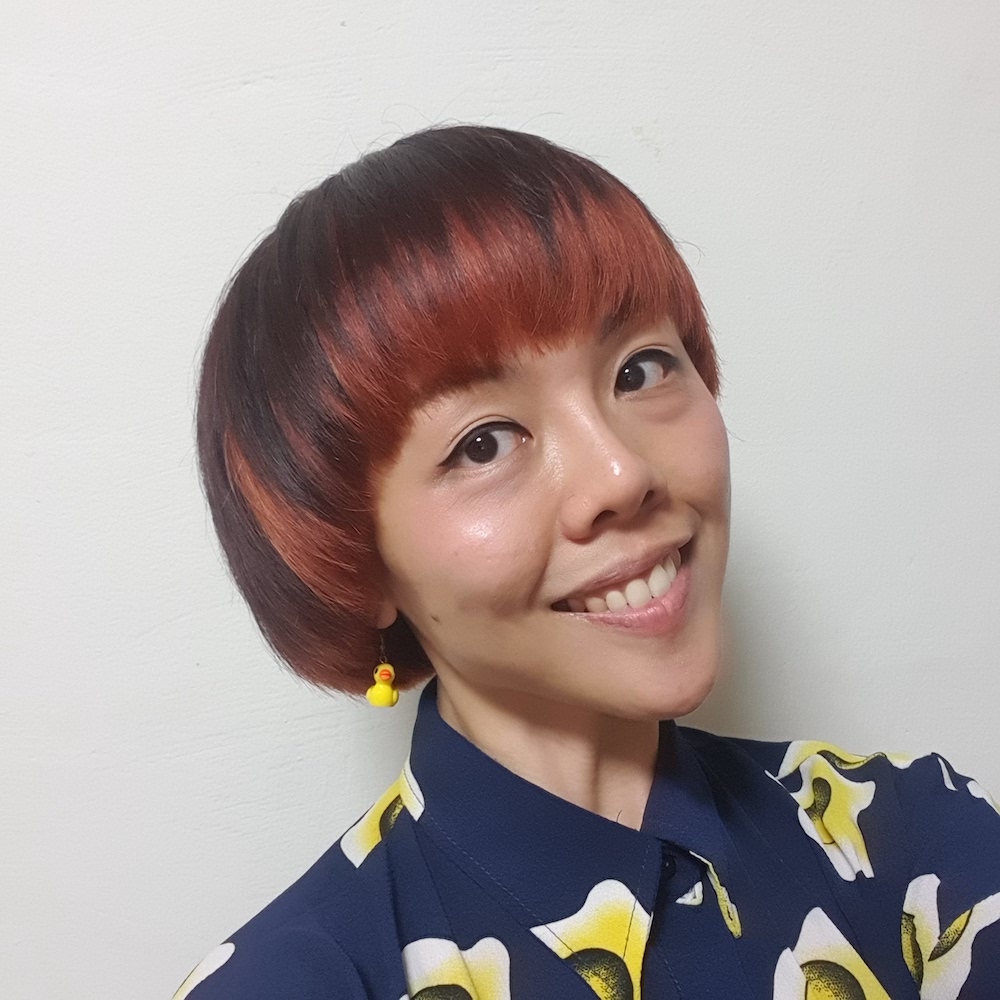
[197,124,721,696]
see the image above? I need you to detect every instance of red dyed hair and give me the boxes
[196,124,721,695]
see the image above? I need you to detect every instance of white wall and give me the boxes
[3,3,998,997]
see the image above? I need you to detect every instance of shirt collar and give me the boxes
[405,677,741,941]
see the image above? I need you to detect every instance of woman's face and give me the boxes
[372,316,731,722]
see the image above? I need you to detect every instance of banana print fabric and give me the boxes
[173,677,1000,998]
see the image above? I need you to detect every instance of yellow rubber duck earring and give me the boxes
[365,631,399,707]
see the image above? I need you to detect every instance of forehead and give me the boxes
[337,184,701,468]
[400,315,684,448]
[367,313,688,499]
[410,307,682,411]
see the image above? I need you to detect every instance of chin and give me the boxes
[666,671,718,720]
[612,661,719,723]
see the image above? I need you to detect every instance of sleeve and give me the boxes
[897,752,1000,998]
[171,928,368,1000]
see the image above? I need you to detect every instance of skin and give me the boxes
[372,316,731,830]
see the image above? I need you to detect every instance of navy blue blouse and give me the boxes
[173,677,1000,998]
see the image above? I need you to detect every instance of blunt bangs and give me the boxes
[320,127,719,462]
[197,124,721,694]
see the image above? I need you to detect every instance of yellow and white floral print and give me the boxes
[400,935,511,999]
[675,880,703,906]
[788,753,877,881]
[773,742,916,781]
[771,741,920,882]
[341,755,425,868]
[172,942,235,1000]
[930,754,1000,818]
[773,907,890,1000]
[690,851,742,937]
[936,756,958,791]
[967,779,1000,816]
[901,873,1000,1000]
[530,879,651,1000]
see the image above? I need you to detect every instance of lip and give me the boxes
[565,555,692,637]
[552,536,693,607]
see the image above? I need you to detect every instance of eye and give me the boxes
[445,421,528,469]
[615,348,679,394]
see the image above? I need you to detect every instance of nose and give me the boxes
[557,408,660,539]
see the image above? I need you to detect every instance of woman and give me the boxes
[174,124,1000,999]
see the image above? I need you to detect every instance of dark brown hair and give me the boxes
[196,123,721,696]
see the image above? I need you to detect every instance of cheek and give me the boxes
[679,396,730,507]
[705,410,731,501]
[381,492,549,617]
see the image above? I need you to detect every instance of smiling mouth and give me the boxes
[551,539,694,614]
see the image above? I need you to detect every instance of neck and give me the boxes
[433,673,660,831]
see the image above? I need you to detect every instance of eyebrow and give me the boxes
[598,308,647,344]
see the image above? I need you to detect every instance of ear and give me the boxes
[374,596,398,630]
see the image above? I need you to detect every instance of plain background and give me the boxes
[3,3,998,997]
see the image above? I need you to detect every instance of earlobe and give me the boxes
[374,597,398,630]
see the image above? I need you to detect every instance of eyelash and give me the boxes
[443,348,679,469]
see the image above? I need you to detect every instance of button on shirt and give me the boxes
[174,677,1000,998]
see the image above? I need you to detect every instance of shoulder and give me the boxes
[681,728,1000,878]
[680,723,1000,825]
[170,838,372,999]
[687,728,1000,985]
[171,764,425,999]
[759,737,1000,857]
[171,929,365,1000]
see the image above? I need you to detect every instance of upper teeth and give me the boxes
[566,550,680,614]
